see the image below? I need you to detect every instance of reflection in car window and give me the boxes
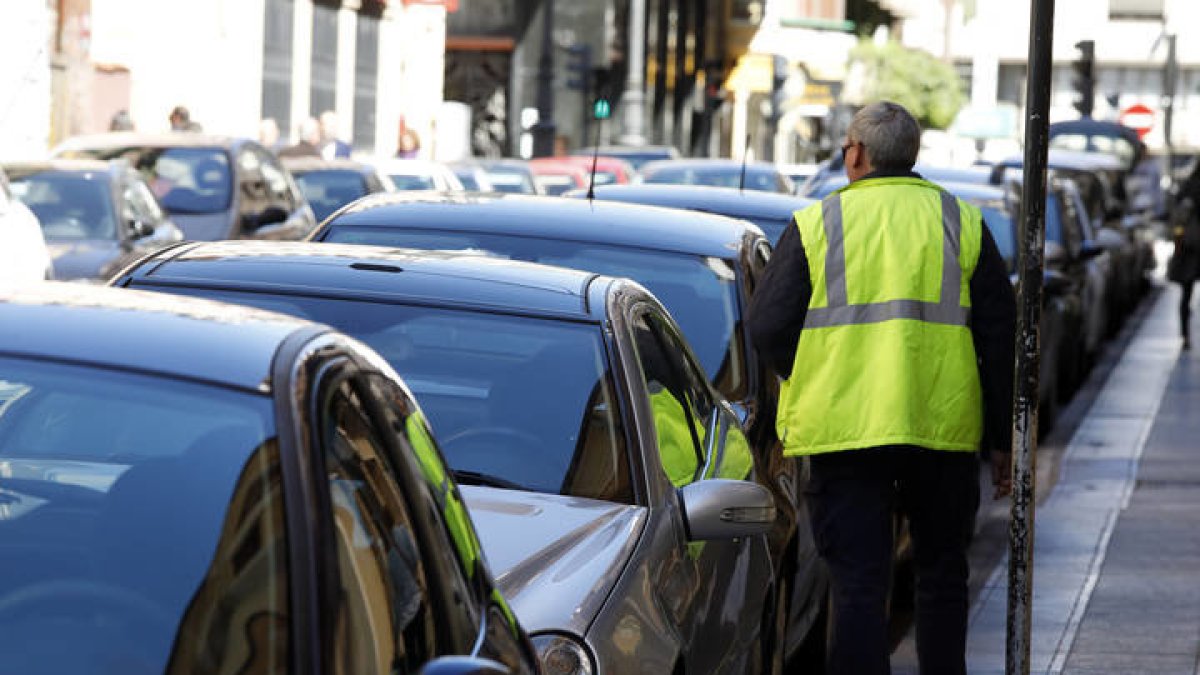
[10,172,116,240]
[630,312,704,487]
[163,288,633,503]
[321,227,743,390]
[62,146,232,214]
[320,376,436,674]
[0,357,276,674]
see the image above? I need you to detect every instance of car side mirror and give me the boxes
[418,656,510,675]
[679,478,775,541]
[127,218,154,239]
[1044,240,1068,267]
[246,205,289,230]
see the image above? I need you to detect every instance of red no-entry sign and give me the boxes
[1120,104,1155,139]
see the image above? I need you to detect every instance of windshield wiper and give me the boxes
[451,469,527,491]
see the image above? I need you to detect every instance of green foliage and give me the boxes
[849,40,966,130]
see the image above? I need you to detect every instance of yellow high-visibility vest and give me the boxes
[777,176,984,456]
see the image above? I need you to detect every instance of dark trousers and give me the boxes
[805,446,979,675]
[1181,280,1194,339]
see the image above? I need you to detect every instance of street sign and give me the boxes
[1119,103,1155,139]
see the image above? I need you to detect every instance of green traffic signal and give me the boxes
[594,98,611,120]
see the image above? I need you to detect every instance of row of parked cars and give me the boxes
[802,121,1159,431]
[0,131,833,675]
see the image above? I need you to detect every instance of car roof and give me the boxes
[122,240,608,321]
[938,180,1009,203]
[0,282,312,392]
[997,148,1125,171]
[53,132,250,153]
[1048,119,1140,145]
[323,192,759,258]
[640,158,780,173]
[574,184,812,221]
[280,157,376,173]
[2,159,121,178]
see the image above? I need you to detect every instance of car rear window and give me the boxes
[294,169,370,222]
[9,172,117,240]
[61,146,232,215]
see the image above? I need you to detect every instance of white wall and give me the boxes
[90,0,266,137]
[0,1,53,160]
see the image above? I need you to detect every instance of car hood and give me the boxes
[169,212,232,241]
[462,486,647,636]
[46,240,125,281]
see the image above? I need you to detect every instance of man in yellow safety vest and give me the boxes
[747,101,1016,675]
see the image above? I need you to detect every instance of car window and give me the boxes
[747,217,791,244]
[977,203,1016,273]
[629,311,706,487]
[61,146,233,215]
[164,287,634,504]
[257,149,299,210]
[390,174,436,190]
[0,356,281,673]
[319,227,744,393]
[122,175,166,230]
[294,170,370,222]
[318,373,437,674]
[9,172,117,240]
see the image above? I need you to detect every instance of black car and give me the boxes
[113,241,791,674]
[282,157,394,222]
[53,132,316,241]
[568,183,814,244]
[0,283,536,675]
[4,159,184,282]
[639,159,794,194]
[305,192,826,662]
[943,181,1083,426]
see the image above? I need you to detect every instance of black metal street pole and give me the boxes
[532,0,557,158]
[1008,0,1055,673]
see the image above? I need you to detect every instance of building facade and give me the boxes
[37,0,449,158]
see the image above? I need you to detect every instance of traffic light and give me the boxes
[591,66,614,120]
[1072,40,1096,118]
[565,44,593,93]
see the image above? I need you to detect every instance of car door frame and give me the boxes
[605,283,773,673]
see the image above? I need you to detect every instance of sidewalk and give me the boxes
[894,280,1200,674]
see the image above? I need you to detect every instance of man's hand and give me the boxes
[991,451,1013,499]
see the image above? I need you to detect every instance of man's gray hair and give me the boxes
[847,101,922,171]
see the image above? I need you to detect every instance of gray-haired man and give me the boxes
[748,101,1016,674]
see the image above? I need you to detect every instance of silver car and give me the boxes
[112,242,783,675]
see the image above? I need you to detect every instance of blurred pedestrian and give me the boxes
[109,109,134,131]
[169,106,202,132]
[318,110,352,159]
[396,128,420,159]
[258,118,283,152]
[747,101,1016,675]
[278,118,322,158]
[1168,167,1200,349]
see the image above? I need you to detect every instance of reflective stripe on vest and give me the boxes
[807,190,968,328]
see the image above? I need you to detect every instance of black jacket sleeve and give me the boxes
[746,217,812,379]
[970,223,1017,455]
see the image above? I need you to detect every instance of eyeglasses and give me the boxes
[840,141,860,161]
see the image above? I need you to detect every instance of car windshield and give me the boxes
[482,169,535,194]
[0,356,275,673]
[325,226,743,388]
[143,291,630,503]
[534,175,577,196]
[644,166,782,192]
[294,169,369,222]
[60,146,232,215]
[9,172,116,240]
[390,174,436,190]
